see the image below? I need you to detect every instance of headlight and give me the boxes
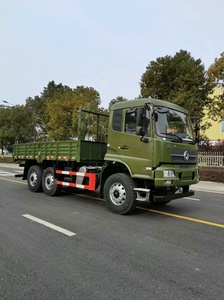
[163,170,175,177]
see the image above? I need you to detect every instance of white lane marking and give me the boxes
[0,171,15,176]
[183,197,200,201]
[0,169,22,176]
[22,214,76,237]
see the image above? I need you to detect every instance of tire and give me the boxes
[42,167,61,196]
[27,165,43,192]
[103,173,137,215]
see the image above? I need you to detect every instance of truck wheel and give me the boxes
[103,173,137,215]
[42,167,61,196]
[27,165,43,192]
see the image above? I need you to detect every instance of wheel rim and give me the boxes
[45,173,55,190]
[109,182,126,206]
[30,171,38,187]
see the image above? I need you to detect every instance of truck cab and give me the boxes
[101,98,199,213]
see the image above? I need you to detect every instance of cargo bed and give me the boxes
[13,140,107,164]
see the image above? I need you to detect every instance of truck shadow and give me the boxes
[63,187,198,216]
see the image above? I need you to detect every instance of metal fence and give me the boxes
[198,152,224,167]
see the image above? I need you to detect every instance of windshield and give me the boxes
[155,107,194,141]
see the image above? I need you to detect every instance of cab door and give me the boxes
[119,107,153,178]
[105,109,122,160]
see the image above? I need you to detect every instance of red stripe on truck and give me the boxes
[55,170,96,191]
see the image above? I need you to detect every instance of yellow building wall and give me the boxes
[202,87,224,141]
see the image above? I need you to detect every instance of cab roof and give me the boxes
[110,98,190,115]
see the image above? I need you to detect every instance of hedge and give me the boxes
[199,167,224,183]
[0,156,13,163]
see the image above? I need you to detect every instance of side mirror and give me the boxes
[136,107,144,126]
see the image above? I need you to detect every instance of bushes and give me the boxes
[199,139,224,152]
[199,167,224,183]
[0,156,13,163]
[198,139,224,182]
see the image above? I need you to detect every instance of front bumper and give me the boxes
[134,187,195,202]
[153,190,194,203]
[154,165,199,187]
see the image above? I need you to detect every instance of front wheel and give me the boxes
[42,167,61,196]
[103,173,137,215]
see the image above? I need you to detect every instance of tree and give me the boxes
[108,96,128,109]
[41,80,71,100]
[45,86,101,140]
[207,52,224,121]
[25,81,71,139]
[0,105,37,153]
[9,105,37,143]
[0,106,12,154]
[140,50,213,120]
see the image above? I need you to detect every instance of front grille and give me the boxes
[172,150,197,162]
[173,164,196,168]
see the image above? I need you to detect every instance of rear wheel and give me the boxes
[27,165,43,192]
[42,167,61,196]
[103,173,137,215]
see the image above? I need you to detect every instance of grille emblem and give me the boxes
[183,151,190,161]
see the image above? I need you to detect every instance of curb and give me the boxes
[191,187,224,195]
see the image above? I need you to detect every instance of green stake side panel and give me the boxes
[13,140,107,163]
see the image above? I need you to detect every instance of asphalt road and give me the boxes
[0,165,224,300]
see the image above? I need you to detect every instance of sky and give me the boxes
[1,0,224,109]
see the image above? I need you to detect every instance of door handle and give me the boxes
[120,145,129,150]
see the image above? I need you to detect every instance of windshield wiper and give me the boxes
[183,136,196,145]
[160,132,183,143]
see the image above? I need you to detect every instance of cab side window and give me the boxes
[125,110,137,134]
[112,109,123,131]
[124,107,150,136]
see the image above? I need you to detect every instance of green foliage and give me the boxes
[41,81,71,100]
[207,52,224,121]
[0,105,37,153]
[108,96,128,109]
[0,107,11,154]
[45,86,101,140]
[25,81,71,139]
[140,50,213,120]
[9,105,37,143]
[25,81,102,141]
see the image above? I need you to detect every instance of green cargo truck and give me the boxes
[13,98,200,214]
